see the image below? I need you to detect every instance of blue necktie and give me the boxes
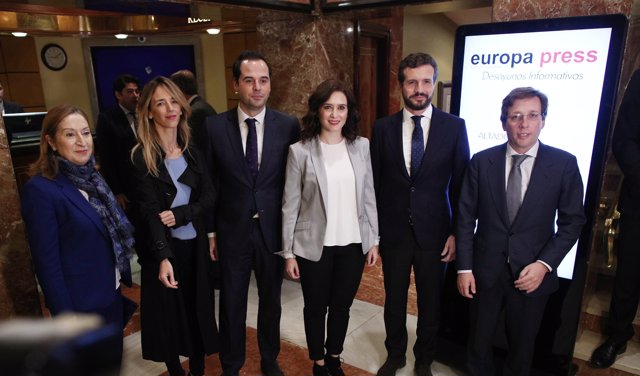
[245,118,258,179]
[410,115,424,178]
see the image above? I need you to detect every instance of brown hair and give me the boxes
[300,79,360,143]
[29,105,90,179]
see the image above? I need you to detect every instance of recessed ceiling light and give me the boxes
[11,32,27,37]
[114,34,128,39]
[206,28,221,35]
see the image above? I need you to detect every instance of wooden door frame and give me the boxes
[354,21,391,119]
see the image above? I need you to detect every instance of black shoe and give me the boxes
[590,338,627,368]
[414,363,433,376]
[313,362,331,376]
[261,360,285,376]
[376,357,406,376]
[324,354,345,376]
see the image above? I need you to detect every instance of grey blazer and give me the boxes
[281,136,379,262]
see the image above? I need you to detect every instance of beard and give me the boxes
[402,91,432,112]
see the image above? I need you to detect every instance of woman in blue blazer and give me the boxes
[281,79,379,376]
[21,105,135,344]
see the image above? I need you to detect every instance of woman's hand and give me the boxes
[159,210,176,227]
[159,258,178,289]
[286,258,300,279]
[366,245,379,266]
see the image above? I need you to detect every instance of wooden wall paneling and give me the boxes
[7,72,45,108]
[1,36,38,73]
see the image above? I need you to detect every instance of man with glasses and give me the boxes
[456,87,586,376]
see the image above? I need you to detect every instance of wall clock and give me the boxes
[41,43,67,71]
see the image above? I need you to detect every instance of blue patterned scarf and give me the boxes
[57,156,134,277]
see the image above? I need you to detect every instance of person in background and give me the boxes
[591,69,640,368]
[370,52,470,376]
[131,76,219,376]
[95,74,140,212]
[0,82,24,114]
[21,104,135,358]
[170,69,217,153]
[280,79,379,376]
[205,50,300,376]
[456,87,585,376]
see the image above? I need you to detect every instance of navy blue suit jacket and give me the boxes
[371,108,470,251]
[456,142,586,297]
[206,107,300,253]
[21,174,125,314]
[95,107,137,198]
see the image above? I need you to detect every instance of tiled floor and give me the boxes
[119,256,640,376]
[120,259,465,376]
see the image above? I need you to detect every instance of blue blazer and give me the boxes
[456,142,586,297]
[371,108,470,252]
[21,174,123,315]
[205,107,300,253]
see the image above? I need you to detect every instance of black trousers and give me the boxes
[297,243,366,360]
[381,225,444,366]
[166,238,205,376]
[219,219,283,374]
[467,263,548,376]
[609,216,640,343]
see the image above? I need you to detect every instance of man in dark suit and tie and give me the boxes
[456,87,586,376]
[205,50,300,376]
[95,74,140,212]
[371,52,470,376]
[170,69,217,153]
[591,69,640,368]
[0,82,24,114]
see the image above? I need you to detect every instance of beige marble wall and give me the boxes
[0,117,41,318]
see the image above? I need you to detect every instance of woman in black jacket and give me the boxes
[131,76,218,376]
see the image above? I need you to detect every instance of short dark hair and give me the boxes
[112,74,139,94]
[301,79,360,143]
[232,50,271,82]
[500,87,549,125]
[398,53,438,84]
[170,69,198,96]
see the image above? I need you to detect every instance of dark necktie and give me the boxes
[128,112,137,133]
[245,118,259,179]
[410,115,424,178]
[506,154,529,224]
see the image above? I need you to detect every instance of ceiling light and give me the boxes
[114,34,128,39]
[206,28,221,35]
[11,32,27,37]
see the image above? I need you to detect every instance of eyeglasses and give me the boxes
[507,112,542,123]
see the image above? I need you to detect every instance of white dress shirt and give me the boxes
[402,105,433,175]
[237,107,266,167]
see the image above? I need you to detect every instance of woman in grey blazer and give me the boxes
[281,79,379,376]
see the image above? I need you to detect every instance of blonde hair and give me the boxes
[132,76,192,176]
[29,105,90,179]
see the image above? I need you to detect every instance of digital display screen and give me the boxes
[451,15,627,279]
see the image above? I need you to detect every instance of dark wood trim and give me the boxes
[354,21,391,119]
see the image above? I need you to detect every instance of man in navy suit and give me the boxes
[371,52,470,376]
[95,74,140,212]
[205,50,300,376]
[456,87,585,376]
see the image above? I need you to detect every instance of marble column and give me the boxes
[255,7,404,119]
[0,116,41,318]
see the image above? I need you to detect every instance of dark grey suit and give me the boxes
[456,142,585,376]
[3,100,23,114]
[206,107,299,374]
[188,95,216,153]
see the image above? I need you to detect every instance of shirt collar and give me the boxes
[238,106,266,126]
[118,103,134,115]
[506,140,539,158]
[402,104,432,123]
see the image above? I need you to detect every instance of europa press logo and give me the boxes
[470,50,598,68]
